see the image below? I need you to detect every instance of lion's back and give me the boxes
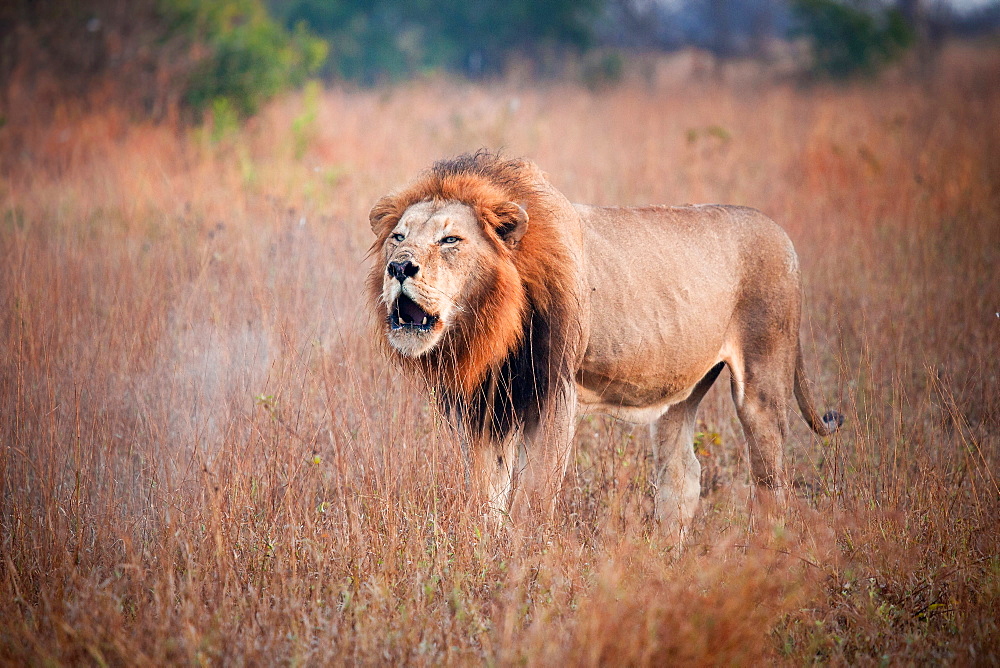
[577,202,798,295]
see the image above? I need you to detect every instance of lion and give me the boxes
[367,150,842,539]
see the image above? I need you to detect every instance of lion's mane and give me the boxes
[367,150,580,442]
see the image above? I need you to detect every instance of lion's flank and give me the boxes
[367,150,581,442]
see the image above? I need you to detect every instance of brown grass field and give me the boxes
[2,45,999,664]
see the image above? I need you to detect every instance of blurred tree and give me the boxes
[270,0,602,82]
[0,0,166,114]
[791,0,915,77]
[4,0,965,127]
[595,0,689,51]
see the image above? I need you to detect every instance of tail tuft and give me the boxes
[794,346,842,437]
[821,410,844,433]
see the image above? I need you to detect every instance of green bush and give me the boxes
[163,0,327,117]
[792,0,914,78]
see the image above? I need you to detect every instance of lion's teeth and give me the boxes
[421,316,428,325]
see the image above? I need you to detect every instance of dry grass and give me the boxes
[2,45,999,665]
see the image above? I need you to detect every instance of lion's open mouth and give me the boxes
[390,294,439,331]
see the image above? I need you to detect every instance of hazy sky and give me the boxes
[655,0,999,11]
[951,0,998,10]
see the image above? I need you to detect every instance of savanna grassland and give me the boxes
[2,46,999,665]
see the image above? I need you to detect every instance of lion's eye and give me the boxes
[390,233,405,242]
[441,236,461,245]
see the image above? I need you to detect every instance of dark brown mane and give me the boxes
[367,150,580,442]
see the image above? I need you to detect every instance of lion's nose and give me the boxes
[388,260,419,283]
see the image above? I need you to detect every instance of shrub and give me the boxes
[163,0,327,117]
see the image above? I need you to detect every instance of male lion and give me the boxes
[367,150,841,539]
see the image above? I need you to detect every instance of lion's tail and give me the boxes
[794,345,843,437]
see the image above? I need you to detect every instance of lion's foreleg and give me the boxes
[510,381,577,525]
[470,432,520,527]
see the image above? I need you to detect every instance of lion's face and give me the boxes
[378,200,499,358]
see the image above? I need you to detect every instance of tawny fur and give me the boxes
[367,150,841,537]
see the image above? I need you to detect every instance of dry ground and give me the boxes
[2,46,999,664]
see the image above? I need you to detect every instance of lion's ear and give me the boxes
[369,195,399,234]
[494,201,529,248]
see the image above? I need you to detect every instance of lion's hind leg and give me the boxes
[728,347,795,517]
[652,362,724,544]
